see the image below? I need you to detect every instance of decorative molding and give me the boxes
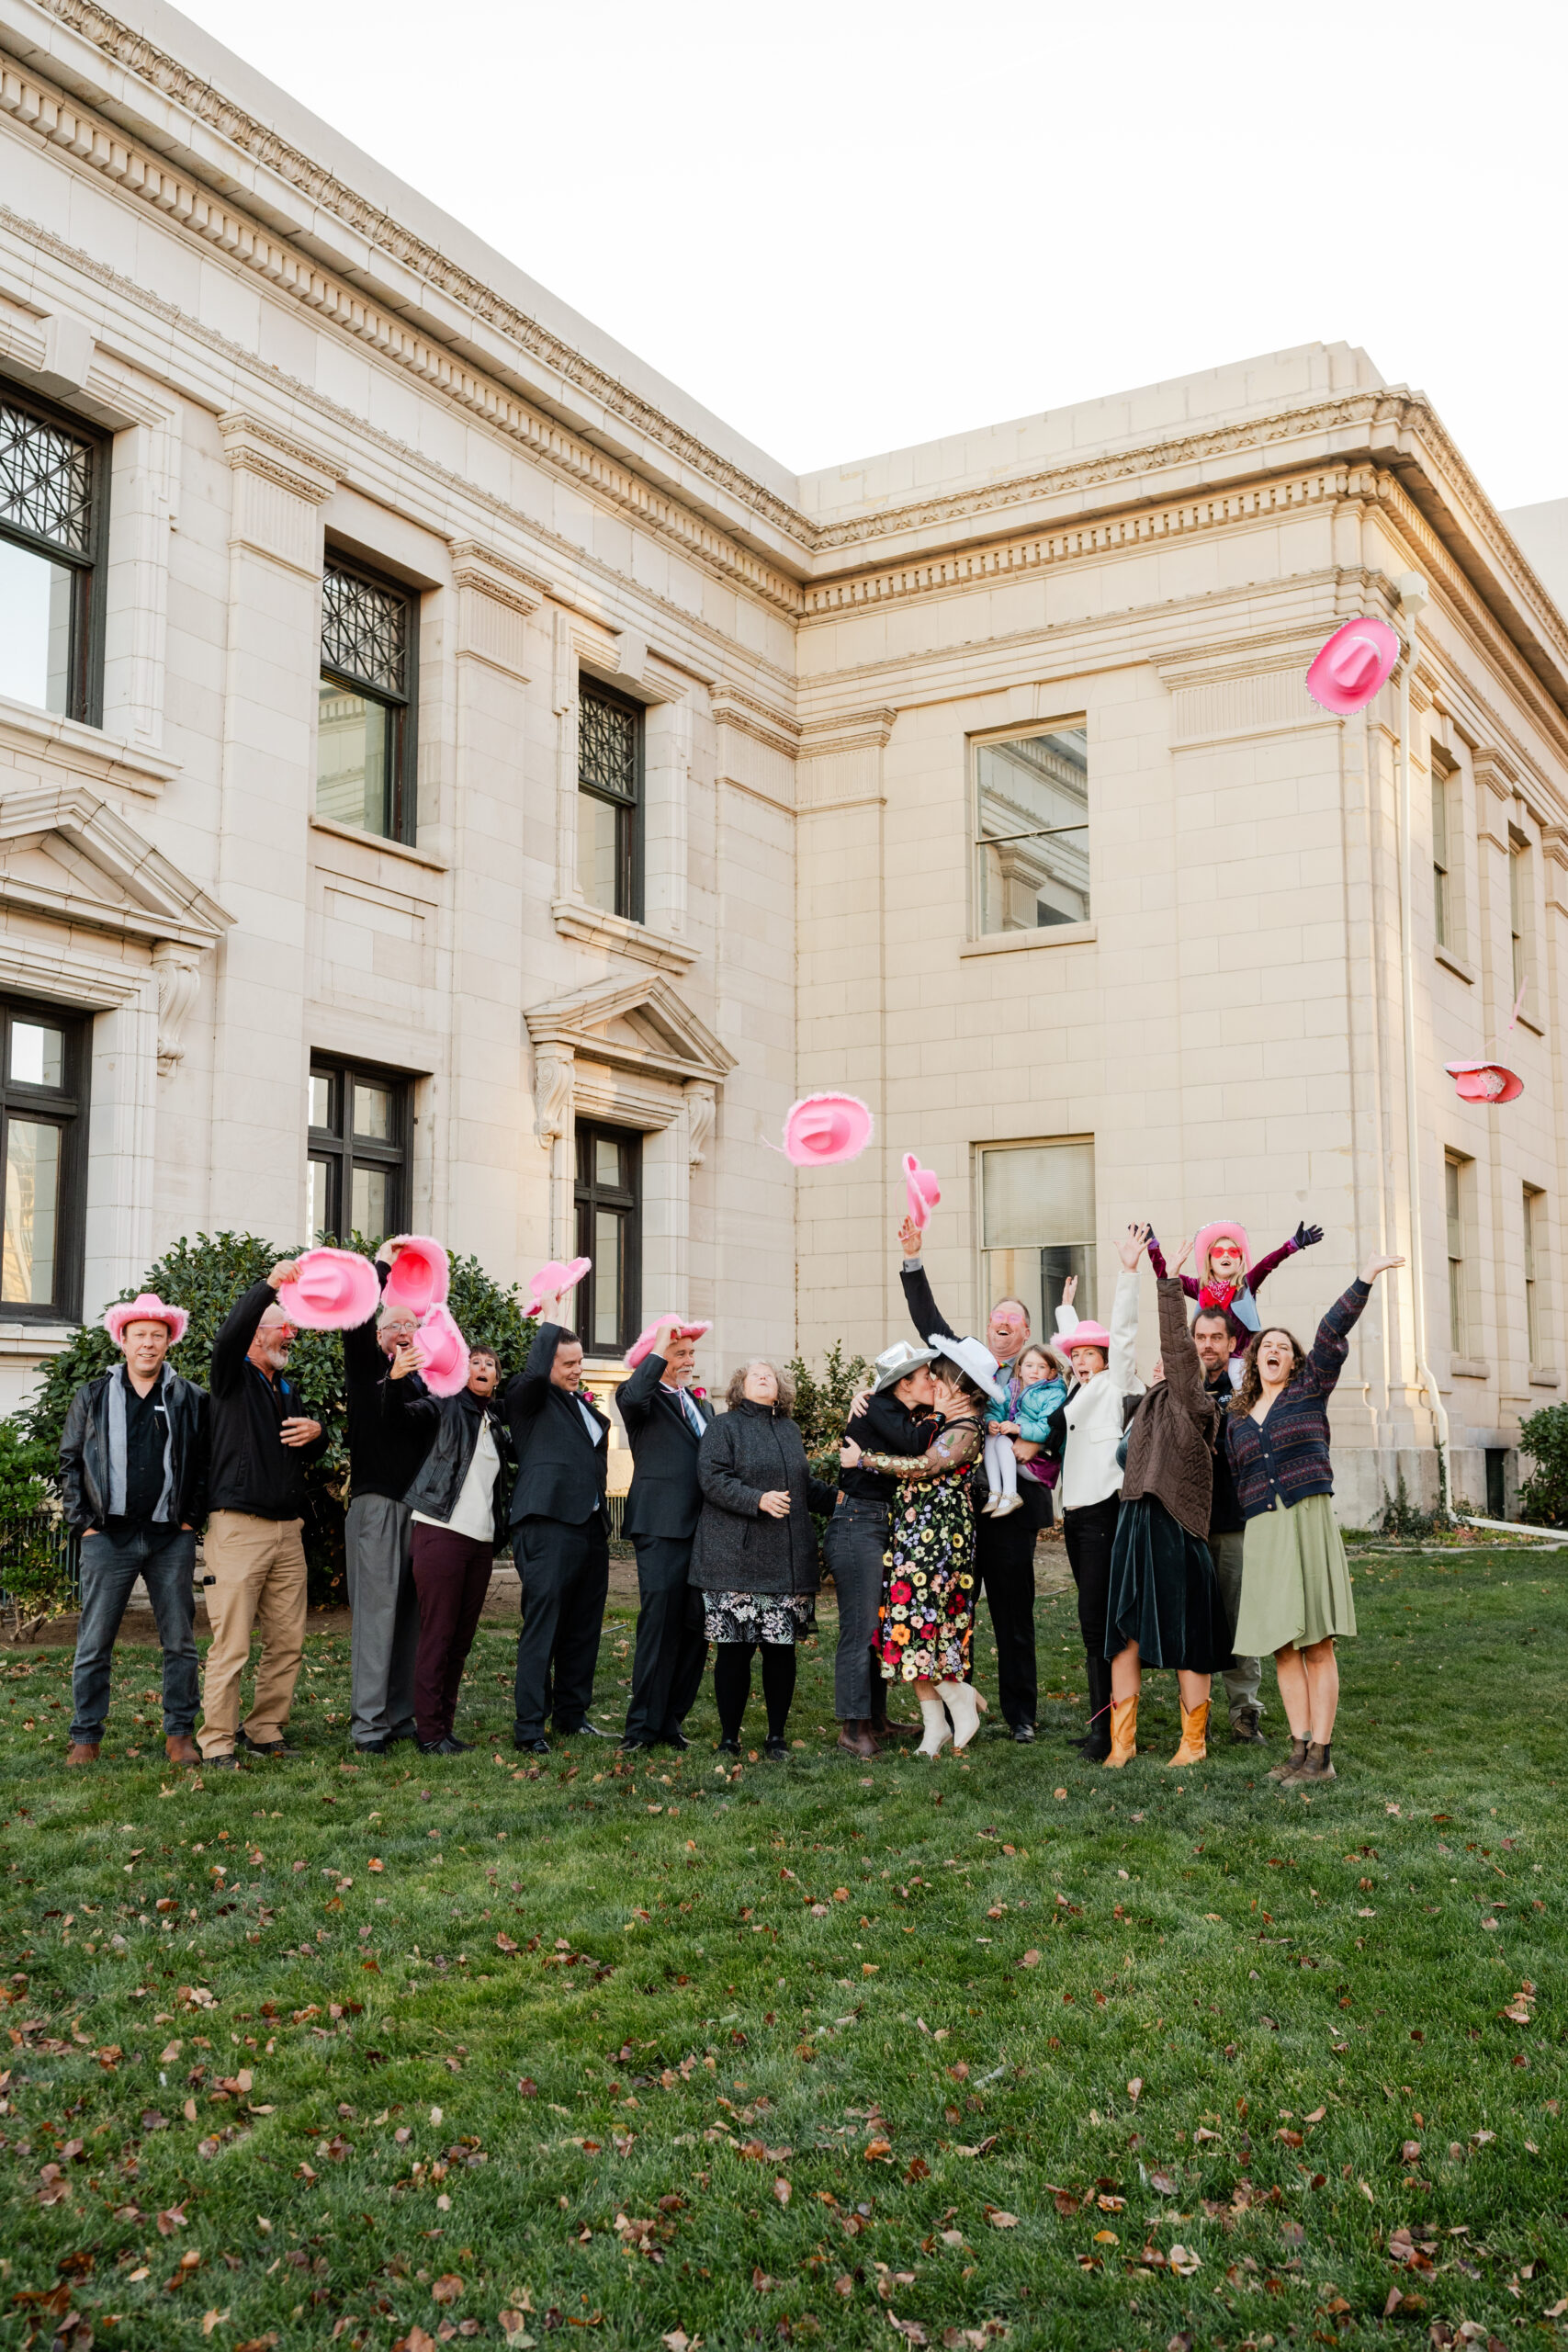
[797,707,899,759]
[450,543,539,679]
[151,938,199,1074]
[1165,661,1341,750]
[217,412,338,504]
[710,686,801,758]
[1472,747,1519,803]
[0,693,180,795]
[683,1079,716,1168]
[0,781,232,951]
[525,971,736,1090]
[531,1042,574,1150]
[550,896,697,974]
[449,540,549,618]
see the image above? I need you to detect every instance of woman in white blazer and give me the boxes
[1055,1223,1146,1759]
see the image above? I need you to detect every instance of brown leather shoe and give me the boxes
[837,1722,878,1760]
[65,1741,100,1766]
[165,1734,200,1764]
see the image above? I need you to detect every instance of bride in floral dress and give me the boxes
[840,1340,1002,1757]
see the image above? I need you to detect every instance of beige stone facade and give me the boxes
[1,1,1565,1521]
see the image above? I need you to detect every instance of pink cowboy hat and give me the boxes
[1446,1058,1524,1105]
[103,1292,189,1348]
[1305,616,1400,716]
[781,1092,874,1168]
[1193,1221,1253,1277]
[528,1256,592,1307]
[1066,1321,1112,1354]
[625,1314,713,1370]
[382,1235,450,1317]
[277,1247,381,1331]
[416,1304,471,1396]
[902,1152,941,1230]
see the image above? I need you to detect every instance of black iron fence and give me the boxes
[0,1513,82,1616]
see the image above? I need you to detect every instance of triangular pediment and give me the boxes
[0,785,232,950]
[525,970,735,1086]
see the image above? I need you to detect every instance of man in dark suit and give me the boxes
[616,1315,715,1753]
[898,1217,1047,1742]
[503,1306,612,1755]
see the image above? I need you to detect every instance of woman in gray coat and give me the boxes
[691,1360,838,1758]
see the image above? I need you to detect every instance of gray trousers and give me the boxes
[826,1498,890,1720]
[345,1494,419,1745]
[1211,1528,1263,1722]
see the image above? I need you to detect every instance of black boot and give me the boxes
[1077,1654,1112,1761]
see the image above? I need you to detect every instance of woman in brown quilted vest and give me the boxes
[1100,1234,1233,1770]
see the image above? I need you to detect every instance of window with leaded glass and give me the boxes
[306,1057,410,1243]
[574,1123,641,1353]
[316,559,418,842]
[578,678,644,922]
[0,996,88,1321]
[0,383,106,725]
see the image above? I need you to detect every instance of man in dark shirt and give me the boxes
[833,1340,937,1758]
[197,1261,327,1768]
[61,1293,207,1765]
[342,1249,438,1756]
[1194,1306,1265,1744]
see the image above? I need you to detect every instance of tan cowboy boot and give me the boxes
[65,1741,100,1766]
[1102,1695,1138,1769]
[1167,1698,1211,1768]
[165,1733,200,1764]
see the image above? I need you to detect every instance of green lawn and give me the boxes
[1,1546,1563,2352]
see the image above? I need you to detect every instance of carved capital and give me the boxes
[683,1080,716,1169]
[152,940,202,1076]
[534,1044,575,1150]
[218,413,338,503]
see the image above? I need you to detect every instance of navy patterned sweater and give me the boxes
[1224,1279,1371,1521]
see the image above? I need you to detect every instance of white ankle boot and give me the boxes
[940,1679,981,1750]
[917,1696,952,1758]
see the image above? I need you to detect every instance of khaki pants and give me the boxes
[197,1511,308,1757]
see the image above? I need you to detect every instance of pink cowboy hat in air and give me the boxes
[276,1247,381,1331]
[781,1092,874,1168]
[381,1235,450,1317]
[1446,1058,1524,1104]
[902,1152,941,1230]
[103,1292,189,1348]
[1065,1321,1112,1355]
[415,1304,471,1396]
[1305,616,1400,716]
[625,1314,713,1370]
[1193,1221,1253,1278]
[528,1257,592,1309]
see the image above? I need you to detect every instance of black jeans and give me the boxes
[825,1499,889,1719]
[513,1515,610,1740]
[70,1521,197,1744]
[1064,1495,1120,1664]
[625,1533,708,1742]
[976,1508,1039,1730]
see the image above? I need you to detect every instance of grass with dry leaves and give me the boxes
[0,1543,1564,2352]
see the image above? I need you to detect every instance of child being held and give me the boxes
[981,1341,1069,1518]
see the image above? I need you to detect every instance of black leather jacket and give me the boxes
[59,1367,208,1534]
[402,1391,513,1547]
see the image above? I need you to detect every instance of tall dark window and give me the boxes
[574,1123,641,1353]
[0,997,88,1321]
[0,384,106,725]
[578,679,643,922]
[307,1057,410,1243]
[317,559,418,842]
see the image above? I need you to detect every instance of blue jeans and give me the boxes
[70,1521,198,1744]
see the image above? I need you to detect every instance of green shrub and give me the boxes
[1517,1400,1568,1527]
[17,1230,536,1603]
[0,1419,73,1634]
[786,1340,872,1498]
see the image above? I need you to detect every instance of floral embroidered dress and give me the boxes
[859,1415,984,1685]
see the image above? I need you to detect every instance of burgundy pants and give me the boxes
[411,1525,493,1744]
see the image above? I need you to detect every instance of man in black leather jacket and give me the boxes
[60,1294,207,1766]
[503,1306,612,1755]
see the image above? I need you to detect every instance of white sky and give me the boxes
[179,0,1567,508]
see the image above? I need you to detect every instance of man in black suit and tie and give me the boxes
[504,1303,612,1755]
[617,1315,715,1754]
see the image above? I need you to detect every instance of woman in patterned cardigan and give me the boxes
[1225,1250,1403,1785]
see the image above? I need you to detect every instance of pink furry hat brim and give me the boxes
[104,1293,189,1347]
[1193,1221,1253,1277]
[625,1316,713,1370]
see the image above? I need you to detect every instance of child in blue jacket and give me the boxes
[982,1341,1068,1517]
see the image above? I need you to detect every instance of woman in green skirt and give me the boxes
[1224,1251,1403,1784]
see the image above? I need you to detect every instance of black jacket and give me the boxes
[402,1390,513,1547]
[344,1263,438,1503]
[689,1400,837,1596]
[502,1321,611,1528]
[1204,1368,1244,1536]
[841,1389,931,1505]
[207,1280,329,1520]
[59,1365,208,1534]
[900,1259,1053,1533]
[618,1351,716,1540]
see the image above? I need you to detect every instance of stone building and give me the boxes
[2,0,1565,1521]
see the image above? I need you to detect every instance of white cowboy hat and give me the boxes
[869,1339,938,1395]
[928,1332,1007,1405]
